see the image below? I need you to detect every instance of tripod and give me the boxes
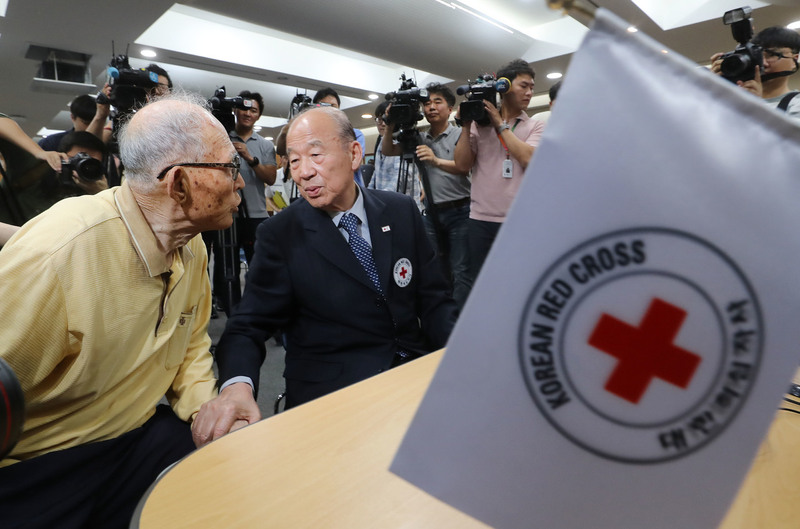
[394,128,448,264]
[213,191,250,315]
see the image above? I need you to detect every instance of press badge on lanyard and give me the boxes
[502,159,513,178]
[497,118,521,179]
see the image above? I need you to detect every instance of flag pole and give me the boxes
[546,0,597,21]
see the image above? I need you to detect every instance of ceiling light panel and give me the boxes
[630,0,769,30]
[136,4,450,96]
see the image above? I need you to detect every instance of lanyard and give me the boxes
[496,118,522,159]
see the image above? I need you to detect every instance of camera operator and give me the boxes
[94,63,174,145]
[217,90,276,315]
[711,26,800,117]
[370,100,420,204]
[276,87,367,184]
[38,95,99,152]
[453,58,545,282]
[380,83,472,309]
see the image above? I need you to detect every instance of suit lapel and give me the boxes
[364,189,393,294]
[301,200,378,291]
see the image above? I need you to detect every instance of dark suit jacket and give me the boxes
[216,187,457,408]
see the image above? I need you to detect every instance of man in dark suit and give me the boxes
[192,106,457,445]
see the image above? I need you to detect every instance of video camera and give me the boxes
[457,74,510,126]
[384,74,429,131]
[719,6,763,84]
[209,86,255,133]
[59,153,106,187]
[96,44,159,114]
[289,92,314,119]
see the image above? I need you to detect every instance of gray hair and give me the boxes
[287,105,356,147]
[118,91,223,192]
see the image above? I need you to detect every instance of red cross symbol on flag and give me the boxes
[588,297,702,404]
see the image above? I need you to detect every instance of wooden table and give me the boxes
[133,351,490,528]
[132,352,800,528]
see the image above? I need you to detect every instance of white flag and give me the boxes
[391,8,800,529]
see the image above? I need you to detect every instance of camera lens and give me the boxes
[720,53,752,81]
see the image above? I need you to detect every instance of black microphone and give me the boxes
[0,357,25,460]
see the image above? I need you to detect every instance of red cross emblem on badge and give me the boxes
[399,267,408,279]
[588,297,702,404]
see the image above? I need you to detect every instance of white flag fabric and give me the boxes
[391,8,800,529]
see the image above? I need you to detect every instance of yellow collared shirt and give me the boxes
[0,183,217,465]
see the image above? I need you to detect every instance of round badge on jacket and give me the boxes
[393,258,412,287]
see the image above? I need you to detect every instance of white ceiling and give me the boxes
[2,0,800,148]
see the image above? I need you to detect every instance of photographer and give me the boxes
[55,131,109,195]
[218,90,276,315]
[711,26,800,117]
[370,100,420,204]
[380,83,472,309]
[453,59,545,281]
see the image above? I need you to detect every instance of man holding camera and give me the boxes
[0,93,243,528]
[381,83,472,309]
[711,26,800,118]
[453,58,545,282]
[218,90,276,314]
[56,131,109,195]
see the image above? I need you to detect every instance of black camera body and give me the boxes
[457,74,510,126]
[385,75,429,131]
[59,153,105,186]
[289,92,314,119]
[719,6,763,84]
[209,86,255,133]
[97,52,159,114]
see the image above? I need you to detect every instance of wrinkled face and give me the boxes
[186,123,244,230]
[286,110,360,212]
[423,93,452,125]
[235,100,261,130]
[502,74,534,112]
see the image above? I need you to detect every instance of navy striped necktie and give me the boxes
[339,213,382,294]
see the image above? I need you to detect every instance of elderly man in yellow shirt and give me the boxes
[0,92,245,529]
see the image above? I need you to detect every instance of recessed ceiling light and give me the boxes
[546,72,563,80]
[368,94,379,100]
[264,136,274,141]
[627,26,638,33]
[788,21,800,30]
[140,49,157,58]
[361,114,373,119]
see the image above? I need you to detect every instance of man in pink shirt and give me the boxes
[454,58,545,282]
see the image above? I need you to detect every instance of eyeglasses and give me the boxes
[156,154,241,181]
[764,48,794,61]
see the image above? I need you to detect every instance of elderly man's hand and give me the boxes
[192,382,262,447]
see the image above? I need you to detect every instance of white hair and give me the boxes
[118,91,224,192]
